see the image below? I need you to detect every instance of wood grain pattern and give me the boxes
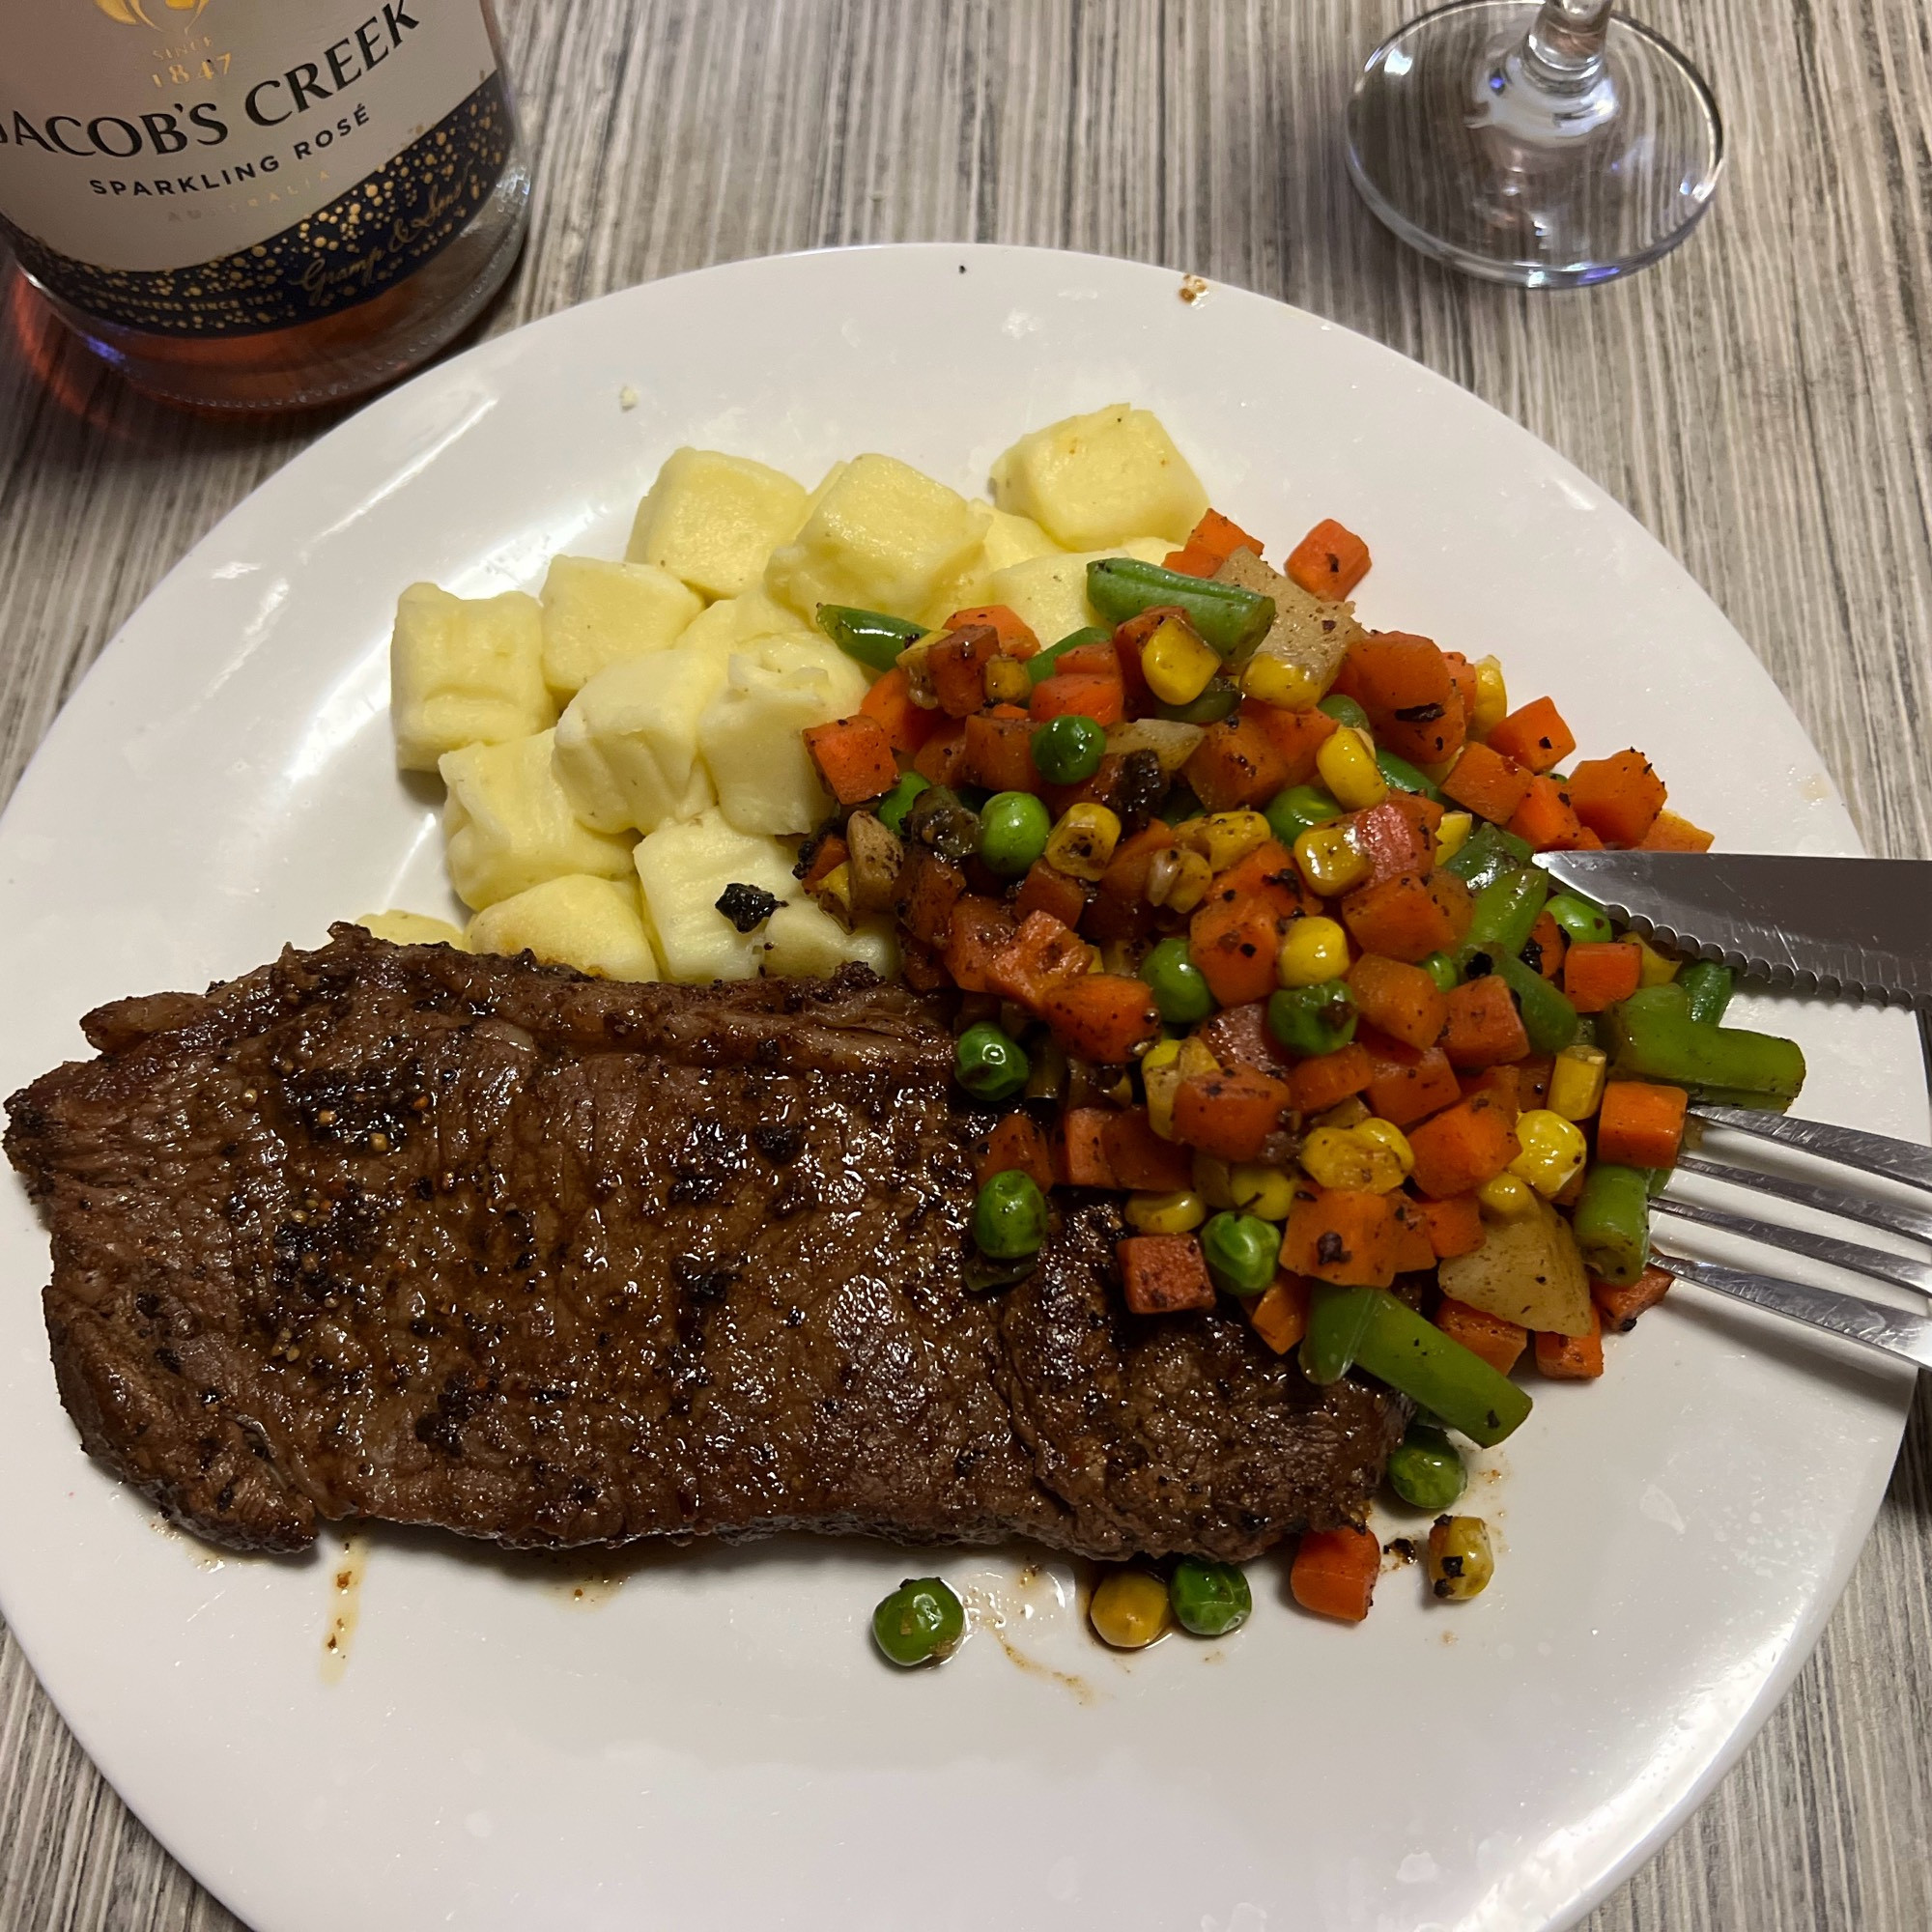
[1,2,1927,1927]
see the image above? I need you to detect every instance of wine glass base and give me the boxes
[1346,0,1724,288]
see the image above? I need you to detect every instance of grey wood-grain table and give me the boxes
[3,2,1929,1926]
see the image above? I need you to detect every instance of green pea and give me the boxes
[1200,1211,1279,1297]
[1422,951,1462,994]
[1386,1424,1467,1512]
[955,1022,1030,1101]
[1264,782,1344,848]
[974,1170,1049,1260]
[1546,892,1615,947]
[1318,693,1372,731]
[1266,980,1357,1057]
[871,1577,966,1666]
[1169,1558,1253,1637]
[1141,937,1215,1026]
[1030,713,1105,785]
[876,770,931,837]
[977,790,1052,876]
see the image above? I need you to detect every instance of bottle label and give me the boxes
[0,2,512,337]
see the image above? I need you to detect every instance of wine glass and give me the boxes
[1345,0,1723,287]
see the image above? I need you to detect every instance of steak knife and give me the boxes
[1533,852,1932,1010]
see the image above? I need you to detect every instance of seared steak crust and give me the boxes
[6,928,1401,1557]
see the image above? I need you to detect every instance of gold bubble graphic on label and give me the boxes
[93,0,212,25]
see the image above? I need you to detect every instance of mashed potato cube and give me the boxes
[553,645,729,835]
[991,406,1208,551]
[675,589,812,657]
[633,809,797,981]
[764,900,899,979]
[918,508,1065,629]
[391,584,554,772]
[355,911,469,950]
[440,730,636,911]
[626,449,809,600]
[467,875,660,981]
[764,453,990,623]
[538,555,703,696]
[984,537,1172,651]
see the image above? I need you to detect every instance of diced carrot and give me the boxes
[1347,953,1448,1050]
[1486,696,1576,774]
[1279,1185,1399,1288]
[1182,712,1296,812]
[1535,1306,1605,1378]
[1441,650,1481,726]
[1596,1080,1689,1169]
[1591,1264,1674,1332]
[859,665,938,754]
[1188,892,1285,1007]
[978,1113,1054,1193]
[1290,1525,1380,1623]
[912,716,971,786]
[1243,699,1339,783]
[1029,668,1124,726]
[1080,892,1154,948]
[802,715,899,806]
[1340,870,1473,963]
[1418,1192,1485,1259]
[943,605,1037,655]
[1562,940,1642,1013]
[1057,1108,1119,1188]
[1506,774,1587,852]
[1211,838,1307,921]
[894,848,966,948]
[800,832,849,894]
[1173,1065,1295,1161]
[899,936,948,991]
[1567,749,1666,846]
[1285,519,1372,600]
[1165,509,1266,577]
[1098,821,1176,906]
[1434,1295,1526,1376]
[1347,798,1435,889]
[1287,1041,1375,1113]
[1014,859,1091,928]
[1042,974,1162,1063]
[1440,975,1532,1068]
[1051,639,1122,678]
[1458,1064,1523,1118]
[925,624,1001,717]
[1524,908,1567,981]
[1639,809,1716,852]
[944,895,1017,992]
[986,910,1095,1008]
[1441,741,1532,825]
[1197,1001,1289,1076]
[1518,1053,1553,1110]
[1406,1093,1521,1198]
[1389,1196,1436,1272]
[1103,1107,1194,1191]
[962,711,1042,792]
[1248,1273,1312,1354]
[1358,1029,1462,1128]
[1334,632,1464,765]
[1119,1234,1216,1314]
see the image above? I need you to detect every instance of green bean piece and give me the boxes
[815,604,925,673]
[1085,559,1275,659]
[1473,951,1580,1054]
[1386,1424,1468,1512]
[1141,937,1215,1027]
[1266,980,1358,1057]
[1463,867,1550,960]
[1422,951,1462,994]
[1605,998,1805,1104]
[1573,1162,1652,1286]
[875,770,932,837]
[1025,626,1112,685]
[1680,959,1737,1027]
[1200,1211,1280,1297]
[1376,749,1446,803]
[1031,712,1106,784]
[1544,891,1615,947]
[978,790,1052,877]
[1169,1559,1253,1637]
[1264,782,1345,848]
[1156,675,1241,724]
[1440,821,1534,893]
[1299,1285,1380,1384]
[872,1577,966,1666]
[954,1022,1031,1101]
[1317,693,1373,732]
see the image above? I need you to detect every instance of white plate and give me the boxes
[0,245,1922,1932]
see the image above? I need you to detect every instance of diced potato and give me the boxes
[1437,1200,1593,1336]
[552,645,730,835]
[354,910,469,950]
[916,509,1063,628]
[697,637,870,837]
[676,589,812,657]
[764,453,991,623]
[467,874,660,981]
[633,809,797,981]
[625,448,809,600]
[390,583,554,773]
[538,554,704,696]
[1215,548,1362,700]
[440,730,636,911]
[765,899,899,978]
[990,406,1209,551]
[984,536,1170,650]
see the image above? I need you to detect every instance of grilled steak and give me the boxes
[5,928,1402,1558]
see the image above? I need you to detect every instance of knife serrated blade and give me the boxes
[1533,853,1932,1009]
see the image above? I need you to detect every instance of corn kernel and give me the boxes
[1090,1569,1172,1648]
[1123,1188,1208,1235]
[1476,1172,1539,1219]
[1192,1151,1236,1208]
[1471,655,1508,739]
[1315,724,1388,811]
[1141,1038,1183,1139]
[814,863,854,922]
[1277,914,1351,987]
[1044,802,1122,881]
[1228,1163,1298,1220]
[981,654,1031,705]
[1292,822,1372,896]
[1178,810,1271,873]
[1146,846,1212,914]
[1140,616,1222,707]
[1242,650,1326,710]
[1548,1043,1608,1122]
[1426,1515,1494,1601]
[1297,1125,1402,1194]
[1356,1117,1415,1177]
[1508,1108,1589,1197]
[1435,810,1473,864]
[1632,937,1680,987]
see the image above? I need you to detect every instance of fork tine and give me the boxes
[1690,1105,1932,1193]
[1652,1196,1932,1298]
[1672,1151,1932,1246]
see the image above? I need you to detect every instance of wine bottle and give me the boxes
[0,0,531,412]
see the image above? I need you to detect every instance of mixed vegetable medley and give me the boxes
[793,504,1807,1663]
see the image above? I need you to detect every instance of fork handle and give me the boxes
[1654,1247,1932,1373]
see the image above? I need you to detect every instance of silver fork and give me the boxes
[1646,1104,1932,1371]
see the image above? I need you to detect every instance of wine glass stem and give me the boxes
[1523,0,1613,89]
